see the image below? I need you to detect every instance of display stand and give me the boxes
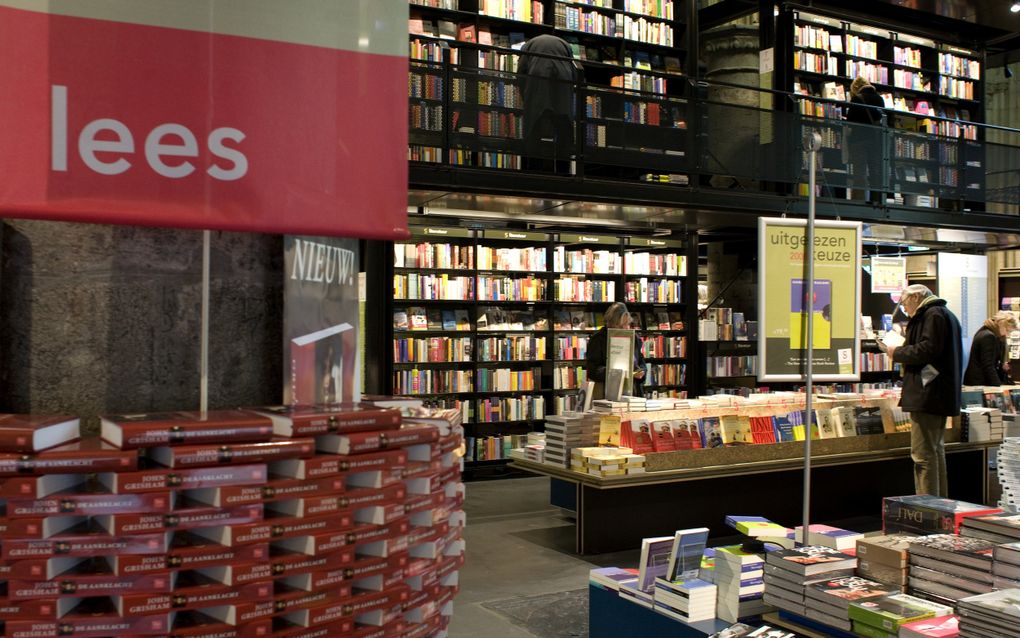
[589,584,729,638]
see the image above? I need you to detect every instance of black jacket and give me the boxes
[964,326,1011,386]
[585,327,645,395]
[846,85,885,126]
[893,298,963,417]
[517,35,580,138]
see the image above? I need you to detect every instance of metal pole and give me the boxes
[200,230,210,414]
[802,132,821,539]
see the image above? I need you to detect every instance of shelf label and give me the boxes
[559,233,615,245]
[411,227,474,238]
[482,230,549,242]
[629,237,683,249]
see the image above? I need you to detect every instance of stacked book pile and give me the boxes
[0,406,464,638]
[991,542,1020,590]
[907,534,996,606]
[569,447,643,477]
[523,444,545,463]
[959,511,1020,544]
[961,408,1003,442]
[542,412,598,468]
[763,546,856,618]
[848,592,953,638]
[652,578,717,623]
[856,534,913,589]
[996,438,1020,512]
[957,589,1020,637]
[624,396,647,412]
[793,524,864,552]
[713,545,769,623]
[883,495,1001,536]
[591,400,630,415]
[803,576,896,632]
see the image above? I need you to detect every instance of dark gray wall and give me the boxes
[0,220,283,428]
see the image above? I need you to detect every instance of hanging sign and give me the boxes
[0,1,409,239]
[758,217,862,381]
[870,256,907,293]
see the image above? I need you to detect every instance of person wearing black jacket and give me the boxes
[518,34,582,172]
[964,311,1018,386]
[880,285,962,497]
[846,76,887,204]
[585,302,645,400]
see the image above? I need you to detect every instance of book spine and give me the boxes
[115,422,274,449]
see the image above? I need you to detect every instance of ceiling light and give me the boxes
[1012,2,1020,13]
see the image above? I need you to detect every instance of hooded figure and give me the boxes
[845,76,887,204]
[517,34,582,169]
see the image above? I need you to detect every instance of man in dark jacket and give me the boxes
[880,285,962,497]
[585,302,645,400]
[964,311,1018,386]
[518,34,581,172]
[846,76,887,204]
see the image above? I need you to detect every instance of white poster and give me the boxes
[870,256,906,293]
[937,252,987,373]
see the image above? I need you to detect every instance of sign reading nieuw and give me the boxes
[0,0,409,239]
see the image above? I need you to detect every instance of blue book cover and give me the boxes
[665,527,710,582]
[773,414,795,442]
[698,416,724,448]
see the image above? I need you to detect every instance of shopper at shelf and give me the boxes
[879,284,962,497]
[845,76,888,205]
[585,302,645,400]
[964,311,1018,386]
[518,34,583,173]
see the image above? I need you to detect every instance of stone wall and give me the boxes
[0,220,283,426]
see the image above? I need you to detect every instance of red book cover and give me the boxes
[8,571,172,600]
[403,472,439,496]
[250,404,401,437]
[168,535,268,571]
[5,613,169,638]
[271,619,353,638]
[261,475,345,502]
[280,596,356,629]
[4,490,171,518]
[164,611,270,638]
[0,473,87,498]
[316,424,439,455]
[0,439,138,476]
[345,466,405,490]
[147,438,314,468]
[112,593,173,617]
[273,529,351,557]
[624,421,655,454]
[343,484,406,509]
[355,502,408,527]
[272,583,352,615]
[264,512,353,541]
[278,562,350,592]
[269,547,354,577]
[346,553,408,583]
[184,484,265,508]
[266,494,348,518]
[269,455,344,480]
[0,596,57,619]
[161,574,272,612]
[400,407,463,434]
[225,600,275,624]
[344,518,411,548]
[0,413,80,453]
[348,585,410,619]
[100,410,274,449]
[356,527,409,559]
[353,564,408,594]
[98,464,268,494]
[2,530,166,560]
[650,422,677,452]
[337,448,407,473]
[94,503,263,535]
[193,560,274,586]
[190,521,274,547]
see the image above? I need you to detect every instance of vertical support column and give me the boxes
[685,232,704,397]
[363,239,394,395]
[200,230,210,413]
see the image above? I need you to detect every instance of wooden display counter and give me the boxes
[511,439,997,554]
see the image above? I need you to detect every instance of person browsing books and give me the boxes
[585,302,645,400]
[964,311,1018,386]
[878,285,962,497]
[518,34,583,173]
[845,76,887,205]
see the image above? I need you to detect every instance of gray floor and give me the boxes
[449,476,638,638]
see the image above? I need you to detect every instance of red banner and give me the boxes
[0,4,409,239]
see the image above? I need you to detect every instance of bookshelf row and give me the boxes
[393,305,685,334]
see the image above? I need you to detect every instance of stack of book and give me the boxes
[591,399,631,415]
[848,593,953,638]
[997,438,1020,512]
[961,407,1003,442]
[0,405,465,638]
[956,589,1020,637]
[898,615,960,637]
[992,542,1020,590]
[804,576,897,632]
[907,534,996,606]
[652,578,717,623]
[960,511,1020,544]
[570,447,643,477]
[883,495,1002,536]
[543,412,598,468]
[713,545,769,623]
[589,566,639,592]
[763,546,856,617]
[856,534,913,588]
[793,524,864,552]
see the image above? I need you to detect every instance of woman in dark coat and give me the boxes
[518,34,582,171]
[585,302,645,400]
[846,76,887,204]
[964,311,1017,386]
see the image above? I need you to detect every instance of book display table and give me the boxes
[589,584,730,638]
[512,440,996,554]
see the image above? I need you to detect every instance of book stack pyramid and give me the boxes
[804,575,896,632]
[961,408,1003,443]
[713,545,770,622]
[883,495,1002,536]
[991,542,1020,590]
[848,592,953,638]
[0,406,465,638]
[570,447,643,477]
[542,412,595,468]
[856,534,912,588]
[763,546,857,617]
[996,438,1020,512]
[957,588,1020,637]
[907,534,996,606]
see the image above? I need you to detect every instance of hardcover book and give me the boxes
[883,495,1001,535]
[794,524,864,551]
[97,463,268,494]
[767,546,857,576]
[806,576,898,609]
[637,535,675,592]
[99,410,274,449]
[907,534,996,569]
[856,534,913,568]
[1,530,166,560]
[146,438,315,468]
[848,593,952,632]
[0,414,80,453]
[0,473,86,498]
[665,527,709,582]
[898,615,959,638]
[4,490,172,518]
[0,439,138,476]
[316,424,439,455]
[251,403,400,437]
